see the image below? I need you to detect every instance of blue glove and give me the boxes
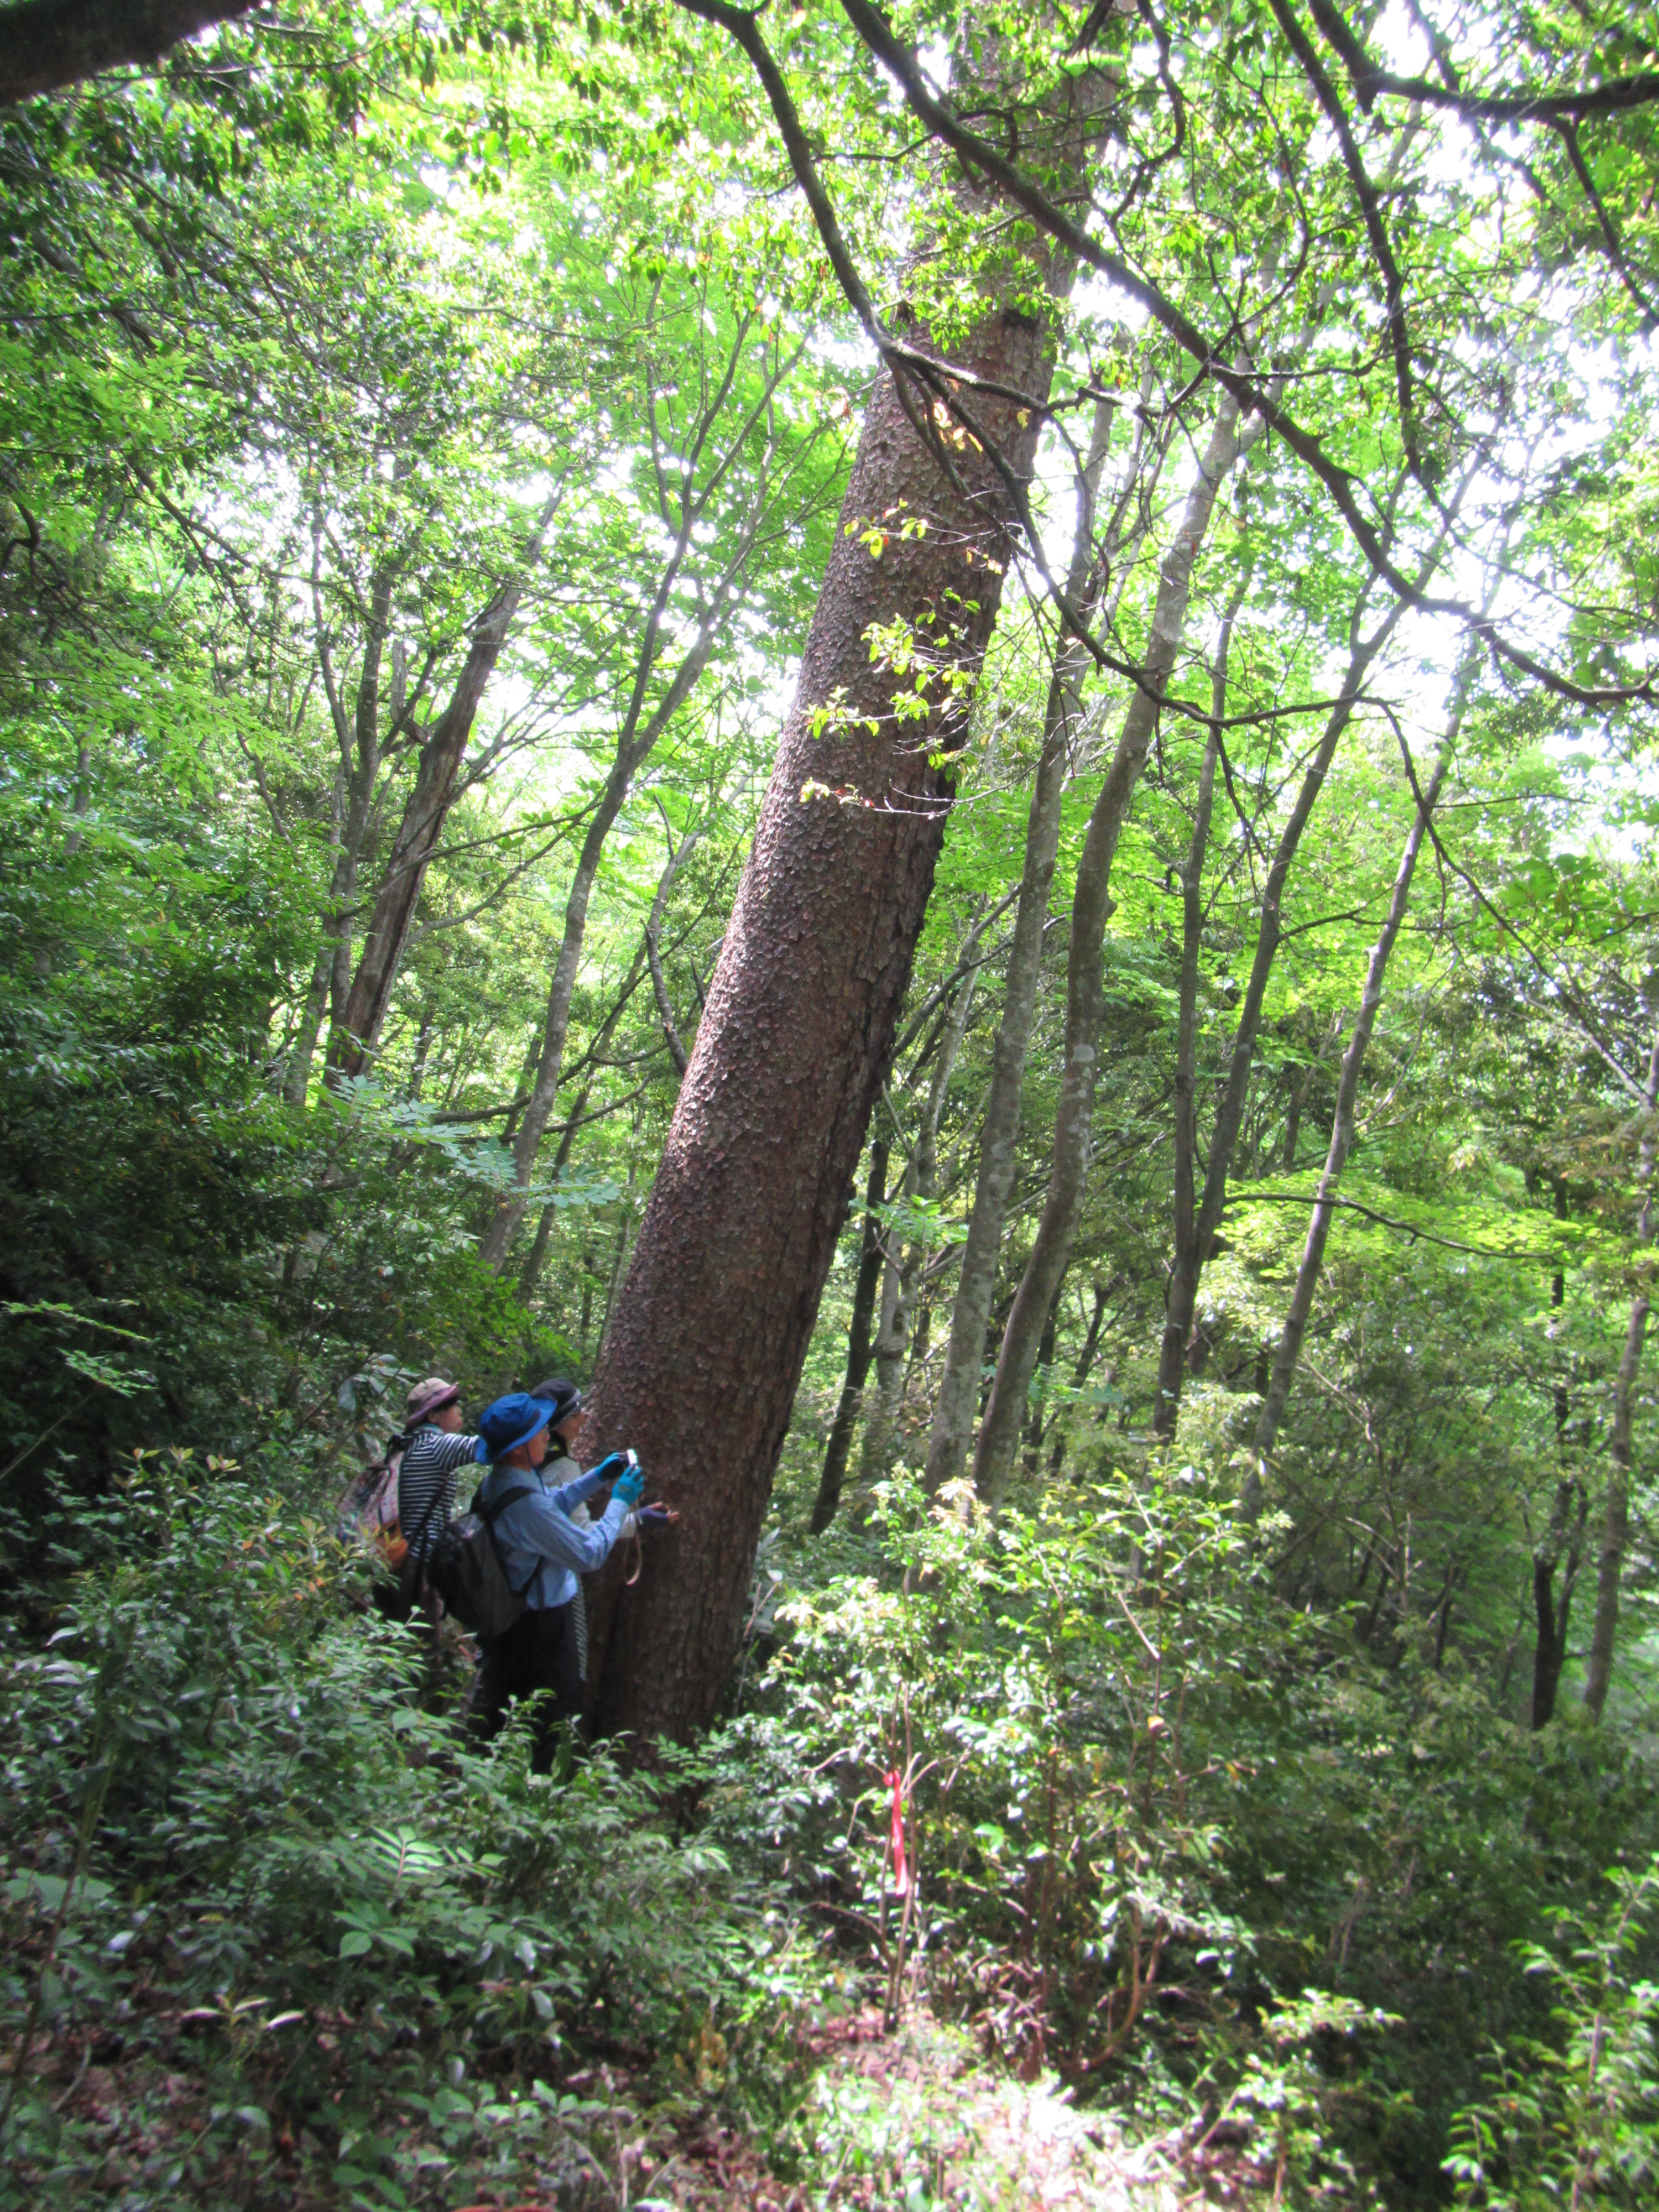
[638,1504,674,1530]
[584,1452,632,1485]
[612,1465,645,1509]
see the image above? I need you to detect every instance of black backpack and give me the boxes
[426,1481,536,1638]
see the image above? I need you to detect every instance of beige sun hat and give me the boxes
[404,1375,460,1424]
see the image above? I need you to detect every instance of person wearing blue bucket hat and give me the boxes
[466,1389,645,1768]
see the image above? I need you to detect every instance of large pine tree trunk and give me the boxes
[578,75,1104,1740]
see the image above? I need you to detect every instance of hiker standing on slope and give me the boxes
[397,1376,482,1571]
[528,1378,602,1683]
[467,1390,645,1769]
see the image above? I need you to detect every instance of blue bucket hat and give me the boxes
[474,1391,554,1464]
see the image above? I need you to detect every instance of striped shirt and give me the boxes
[398,1425,482,1561]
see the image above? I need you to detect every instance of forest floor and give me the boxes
[15,1988,1207,2209]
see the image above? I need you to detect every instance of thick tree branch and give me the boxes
[1306,0,1659,123]
[0,0,258,104]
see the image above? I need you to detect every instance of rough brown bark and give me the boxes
[1244,634,1479,1507]
[972,386,1260,1504]
[0,0,255,103]
[1583,1021,1659,1719]
[578,69,1105,1738]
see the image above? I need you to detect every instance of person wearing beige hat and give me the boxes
[395,1376,481,1573]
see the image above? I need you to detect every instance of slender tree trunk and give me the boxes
[580,64,1109,1740]
[924,396,1133,1494]
[646,830,701,1077]
[810,1139,891,1533]
[1021,1281,1063,1474]
[1282,1061,1306,1172]
[1531,1182,1584,1727]
[1153,588,1401,1442]
[858,941,982,1494]
[332,497,561,1078]
[973,385,1262,1505]
[283,941,334,1107]
[1531,1479,1587,1728]
[405,1011,434,1100]
[285,560,393,1104]
[1048,1277,1109,1477]
[857,1152,919,1490]
[516,942,650,1298]
[1583,1023,1659,1719]
[1244,638,1479,1509]
[483,323,818,1271]
[1151,611,1233,1437]
[479,628,722,1269]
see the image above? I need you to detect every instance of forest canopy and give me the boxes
[2,3,1659,2207]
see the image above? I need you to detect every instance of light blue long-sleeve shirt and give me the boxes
[478,1454,630,1613]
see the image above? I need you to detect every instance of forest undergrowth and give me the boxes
[7,1,1659,2205]
[4,1440,1657,2211]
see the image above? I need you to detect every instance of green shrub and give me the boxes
[1445,1856,1659,2210]
[713,1460,1659,2201]
[0,1451,806,2208]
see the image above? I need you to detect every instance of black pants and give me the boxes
[470,1603,582,1772]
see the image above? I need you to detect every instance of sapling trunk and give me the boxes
[1151,607,1233,1438]
[1152,595,1398,1441]
[973,385,1262,1505]
[1244,634,1481,1510]
[858,938,983,1494]
[1583,1022,1659,1719]
[810,1139,892,1534]
[924,395,1141,1495]
[332,496,561,1078]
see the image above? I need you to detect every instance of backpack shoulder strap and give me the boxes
[471,1482,542,1600]
[473,1482,535,1524]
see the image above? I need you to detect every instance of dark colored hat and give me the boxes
[530,1376,583,1426]
[474,1391,554,1464]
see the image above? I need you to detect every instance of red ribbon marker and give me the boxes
[885,1769,910,1897]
